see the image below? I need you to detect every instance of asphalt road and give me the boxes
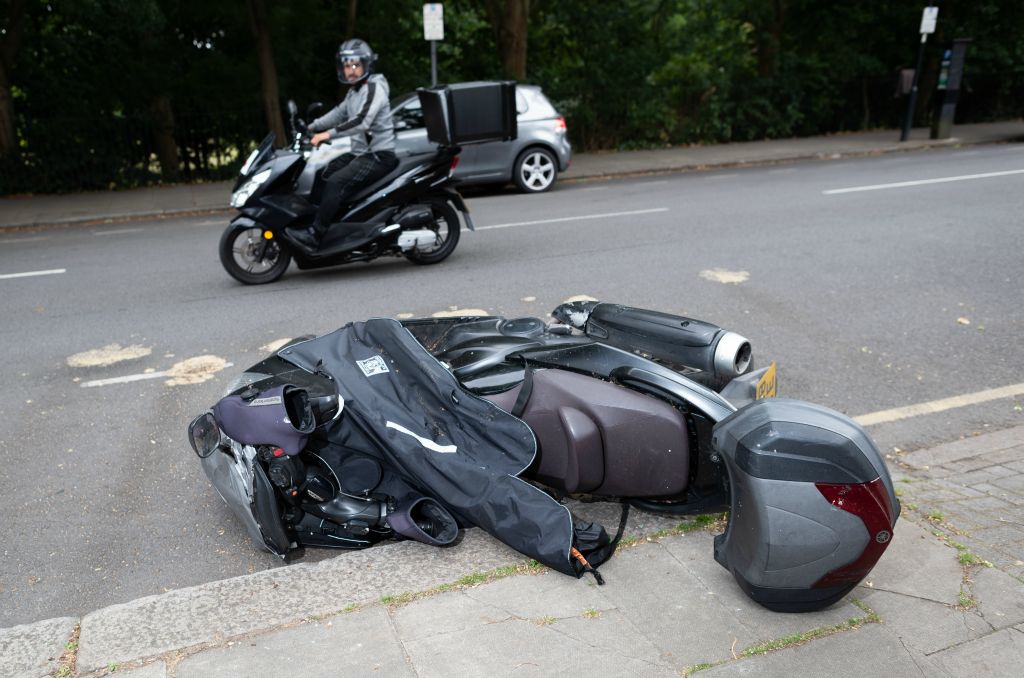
[1,144,1022,627]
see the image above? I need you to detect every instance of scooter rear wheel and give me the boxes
[219,225,292,284]
[405,200,461,265]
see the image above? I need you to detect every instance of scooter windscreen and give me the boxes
[711,398,899,612]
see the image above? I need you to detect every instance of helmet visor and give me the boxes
[336,55,367,82]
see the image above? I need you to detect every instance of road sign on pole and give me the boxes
[423,3,444,41]
[901,5,938,142]
[919,6,939,34]
[423,4,444,86]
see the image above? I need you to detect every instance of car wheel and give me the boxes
[513,147,558,193]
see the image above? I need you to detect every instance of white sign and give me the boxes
[423,3,444,41]
[356,355,390,377]
[919,6,939,34]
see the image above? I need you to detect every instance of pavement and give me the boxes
[1,119,1022,230]
[2,120,1023,677]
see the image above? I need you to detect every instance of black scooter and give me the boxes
[219,99,473,284]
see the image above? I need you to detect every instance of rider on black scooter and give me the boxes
[292,39,399,249]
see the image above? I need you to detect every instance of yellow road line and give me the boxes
[854,383,1024,426]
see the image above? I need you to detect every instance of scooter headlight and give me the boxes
[230,168,274,208]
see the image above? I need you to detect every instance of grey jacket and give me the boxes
[308,74,396,154]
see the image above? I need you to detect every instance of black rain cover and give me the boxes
[278,318,579,576]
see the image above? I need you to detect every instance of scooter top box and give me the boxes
[417,81,518,146]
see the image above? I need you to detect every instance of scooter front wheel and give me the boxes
[219,225,292,284]
[405,200,461,265]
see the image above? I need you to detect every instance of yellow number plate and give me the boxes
[755,362,777,400]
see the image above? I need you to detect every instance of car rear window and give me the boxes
[517,89,557,121]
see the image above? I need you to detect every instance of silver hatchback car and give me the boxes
[364,84,570,193]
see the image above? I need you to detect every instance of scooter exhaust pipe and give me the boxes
[394,206,434,229]
[551,301,752,379]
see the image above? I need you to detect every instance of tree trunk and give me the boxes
[485,0,529,81]
[0,0,28,158]
[754,0,785,79]
[150,95,180,181]
[246,0,286,146]
[0,61,17,157]
[346,0,358,39]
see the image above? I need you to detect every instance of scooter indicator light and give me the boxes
[263,231,273,240]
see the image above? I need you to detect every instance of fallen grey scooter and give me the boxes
[189,301,899,612]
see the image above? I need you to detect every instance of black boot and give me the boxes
[291,224,321,249]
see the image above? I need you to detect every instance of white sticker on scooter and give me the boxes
[357,355,390,377]
[248,396,283,407]
[385,421,457,454]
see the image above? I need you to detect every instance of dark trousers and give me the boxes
[314,151,399,232]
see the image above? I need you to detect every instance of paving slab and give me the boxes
[0,616,78,678]
[972,565,1024,630]
[856,518,963,603]
[400,609,676,678]
[696,623,948,677]
[857,588,992,655]
[174,606,413,678]
[930,626,1024,678]
[456,568,614,620]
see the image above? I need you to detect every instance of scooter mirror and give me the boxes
[310,393,344,427]
[287,100,299,116]
[306,102,325,119]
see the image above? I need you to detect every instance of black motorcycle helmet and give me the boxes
[336,39,376,86]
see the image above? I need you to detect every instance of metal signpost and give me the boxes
[423,3,444,86]
[901,5,938,142]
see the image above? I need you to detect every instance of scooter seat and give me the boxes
[346,153,440,206]
[487,369,690,497]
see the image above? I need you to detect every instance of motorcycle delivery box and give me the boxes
[417,81,518,146]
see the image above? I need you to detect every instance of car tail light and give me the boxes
[554,116,567,132]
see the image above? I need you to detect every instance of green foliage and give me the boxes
[1,0,1022,194]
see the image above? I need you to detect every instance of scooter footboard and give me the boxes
[711,399,899,612]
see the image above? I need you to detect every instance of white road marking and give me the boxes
[1,236,50,244]
[854,382,1024,426]
[94,228,144,236]
[824,168,1024,195]
[80,359,233,388]
[0,268,66,280]
[81,371,169,388]
[478,207,668,231]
